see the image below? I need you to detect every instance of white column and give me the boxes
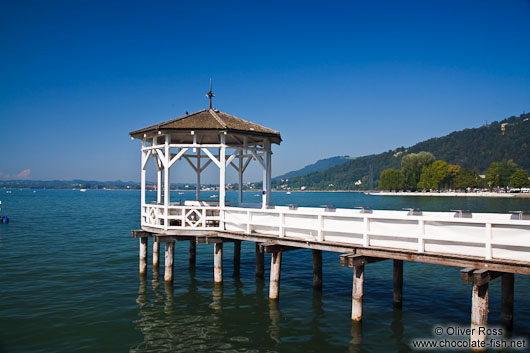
[238,149,243,205]
[219,134,226,207]
[164,134,170,230]
[154,137,162,204]
[262,139,271,209]
[266,140,272,207]
[141,139,146,218]
[196,148,201,201]
[157,168,162,204]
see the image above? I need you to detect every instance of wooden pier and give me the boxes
[129,94,530,349]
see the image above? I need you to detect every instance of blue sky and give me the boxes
[1,0,529,183]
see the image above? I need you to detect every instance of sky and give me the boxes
[1,0,529,183]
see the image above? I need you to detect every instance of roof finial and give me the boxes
[206,79,215,110]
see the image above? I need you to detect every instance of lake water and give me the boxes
[0,190,528,352]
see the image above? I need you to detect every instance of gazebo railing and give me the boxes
[141,203,221,230]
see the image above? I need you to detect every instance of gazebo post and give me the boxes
[164,134,170,230]
[238,149,243,205]
[219,134,226,208]
[154,137,162,204]
[196,148,201,201]
[141,138,146,213]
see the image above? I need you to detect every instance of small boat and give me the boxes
[0,216,8,224]
[178,192,185,195]
[286,191,291,195]
[210,194,218,198]
[6,191,11,194]
[80,189,87,192]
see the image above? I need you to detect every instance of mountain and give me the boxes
[274,156,351,180]
[277,113,530,190]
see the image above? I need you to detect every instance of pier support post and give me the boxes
[312,249,323,290]
[269,251,282,301]
[233,240,241,277]
[393,260,403,308]
[164,240,175,282]
[153,238,159,270]
[256,243,265,279]
[214,242,223,283]
[189,240,196,267]
[139,237,148,276]
[471,281,489,347]
[501,273,514,332]
[351,265,364,322]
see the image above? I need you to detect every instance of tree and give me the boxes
[401,152,435,190]
[417,160,448,190]
[510,169,529,188]
[486,160,517,189]
[453,168,483,190]
[379,169,404,191]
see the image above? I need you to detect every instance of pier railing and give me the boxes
[142,203,220,230]
[222,206,530,262]
[141,203,530,262]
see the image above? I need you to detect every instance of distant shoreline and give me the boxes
[366,191,530,198]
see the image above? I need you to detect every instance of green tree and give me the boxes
[401,152,435,190]
[510,169,529,188]
[379,168,404,191]
[486,160,517,189]
[417,160,449,190]
[453,168,483,190]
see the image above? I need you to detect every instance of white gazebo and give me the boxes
[130,90,282,234]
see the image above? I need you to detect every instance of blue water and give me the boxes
[0,189,528,352]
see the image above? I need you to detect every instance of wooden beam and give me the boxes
[461,267,476,284]
[340,254,388,267]
[461,269,502,286]
[155,235,196,243]
[260,243,299,253]
[131,229,151,238]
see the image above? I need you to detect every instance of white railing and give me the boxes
[140,203,530,262]
[141,202,221,230]
[222,206,530,262]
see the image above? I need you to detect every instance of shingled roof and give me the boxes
[130,109,281,144]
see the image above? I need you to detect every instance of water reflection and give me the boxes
[391,308,408,353]
[267,301,281,343]
[350,321,363,351]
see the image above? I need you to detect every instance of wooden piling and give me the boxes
[164,241,174,282]
[269,251,282,300]
[139,237,148,276]
[351,265,364,321]
[153,238,159,270]
[214,242,223,283]
[234,240,241,276]
[256,243,265,279]
[312,249,323,290]
[189,239,196,266]
[393,260,403,308]
[501,273,514,332]
[471,281,488,347]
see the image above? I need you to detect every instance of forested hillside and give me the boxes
[275,113,530,190]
